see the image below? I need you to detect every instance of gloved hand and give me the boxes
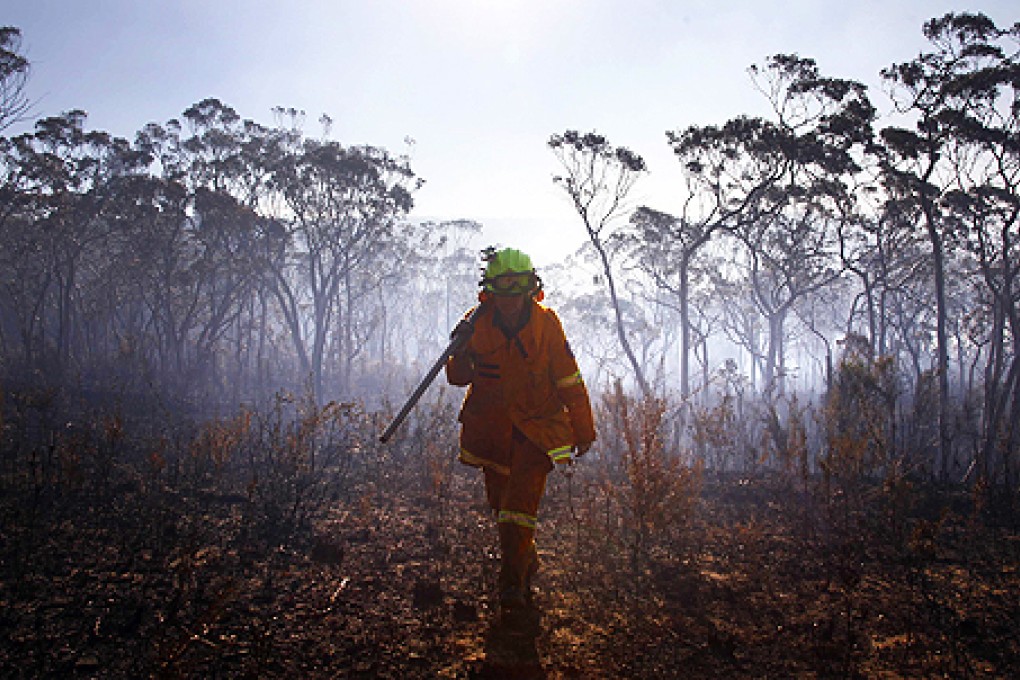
[449,320,475,361]
[450,319,475,341]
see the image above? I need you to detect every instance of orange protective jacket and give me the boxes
[445,299,596,475]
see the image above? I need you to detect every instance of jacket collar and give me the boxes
[494,299,532,340]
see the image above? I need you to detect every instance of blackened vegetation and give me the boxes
[1,386,1017,679]
[1,10,1019,678]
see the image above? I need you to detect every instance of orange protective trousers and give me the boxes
[483,428,551,592]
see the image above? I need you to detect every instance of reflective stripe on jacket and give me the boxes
[446,300,596,472]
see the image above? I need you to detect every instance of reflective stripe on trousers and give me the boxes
[459,447,511,477]
[498,509,537,529]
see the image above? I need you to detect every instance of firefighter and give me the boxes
[446,247,596,612]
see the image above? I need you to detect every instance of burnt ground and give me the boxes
[1,461,1019,679]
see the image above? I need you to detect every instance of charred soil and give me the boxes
[2,461,1018,679]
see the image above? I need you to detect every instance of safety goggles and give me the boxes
[484,272,537,296]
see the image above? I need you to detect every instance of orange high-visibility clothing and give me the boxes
[446,299,596,473]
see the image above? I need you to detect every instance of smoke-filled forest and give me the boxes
[2,12,1019,678]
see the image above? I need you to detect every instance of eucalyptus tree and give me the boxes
[879,12,1020,479]
[186,188,267,397]
[686,263,725,392]
[737,207,844,398]
[0,112,148,375]
[836,198,931,359]
[919,14,1020,483]
[548,130,652,395]
[711,262,767,392]
[0,115,131,372]
[96,174,189,383]
[953,191,1020,483]
[355,217,481,399]
[387,218,482,361]
[271,139,418,401]
[624,210,720,397]
[177,98,246,194]
[134,101,292,401]
[0,135,51,367]
[791,274,852,392]
[431,219,484,335]
[659,54,874,401]
[628,207,715,399]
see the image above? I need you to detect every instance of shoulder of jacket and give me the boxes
[533,303,563,327]
[532,301,554,317]
[528,304,567,346]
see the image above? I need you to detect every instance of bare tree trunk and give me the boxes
[592,238,651,396]
[678,254,692,400]
[924,212,952,482]
[764,312,787,399]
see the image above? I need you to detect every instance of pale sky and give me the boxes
[4,0,1016,266]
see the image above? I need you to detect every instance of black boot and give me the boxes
[497,523,530,611]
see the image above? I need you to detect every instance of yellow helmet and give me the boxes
[481,247,541,297]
